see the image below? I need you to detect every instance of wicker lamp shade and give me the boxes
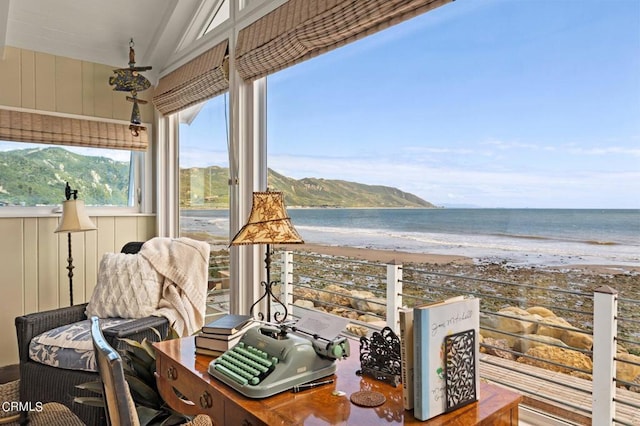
[230,191,303,246]
[230,191,302,323]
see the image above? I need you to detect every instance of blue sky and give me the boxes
[182,0,640,209]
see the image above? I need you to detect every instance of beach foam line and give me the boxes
[280,243,473,265]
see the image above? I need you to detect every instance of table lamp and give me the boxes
[55,182,97,305]
[230,191,304,323]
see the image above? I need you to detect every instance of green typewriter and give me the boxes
[208,324,349,398]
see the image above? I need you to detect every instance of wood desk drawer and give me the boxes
[224,401,265,426]
[157,353,224,425]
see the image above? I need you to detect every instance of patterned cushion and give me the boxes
[29,318,133,372]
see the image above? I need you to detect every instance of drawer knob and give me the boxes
[166,366,178,381]
[199,390,213,409]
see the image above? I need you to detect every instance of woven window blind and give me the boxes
[152,39,229,116]
[236,0,451,82]
[0,108,148,151]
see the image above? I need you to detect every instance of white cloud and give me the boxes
[566,146,640,157]
[180,148,228,168]
[268,152,640,209]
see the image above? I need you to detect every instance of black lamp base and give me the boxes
[65,232,74,306]
[249,245,288,323]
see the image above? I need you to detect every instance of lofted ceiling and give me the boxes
[0,0,219,82]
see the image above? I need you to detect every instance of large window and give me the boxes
[263,1,639,267]
[0,140,142,210]
[266,2,639,210]
[178,95,230,243]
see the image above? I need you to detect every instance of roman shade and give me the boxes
[152,39,229,116]
[0,108,148,151]
[235,0,452,82]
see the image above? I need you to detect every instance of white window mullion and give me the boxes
[156,114,180,238]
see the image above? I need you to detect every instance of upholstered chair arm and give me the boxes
[15,303,88,362]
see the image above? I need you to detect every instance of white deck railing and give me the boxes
[271,250,640,426]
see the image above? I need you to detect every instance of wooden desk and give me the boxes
[154,337,522,426]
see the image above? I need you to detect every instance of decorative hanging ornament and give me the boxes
[109,39,152,136]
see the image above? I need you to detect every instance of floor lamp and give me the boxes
[55,182,96,306]
[230,191,304,323]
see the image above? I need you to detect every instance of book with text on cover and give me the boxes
[413,296,480,421]
[201,314,252,335]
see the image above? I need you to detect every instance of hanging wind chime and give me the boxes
[109,38,152,136]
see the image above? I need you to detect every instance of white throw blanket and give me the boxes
[139,237,211,336]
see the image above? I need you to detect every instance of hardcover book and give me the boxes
[195,332,245,352]
[399,308,414,410]
[413,296,479,421]
[201,314,253,335]
[197,330,246,341]
[195,346,224,358]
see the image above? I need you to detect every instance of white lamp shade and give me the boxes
[54,199,97,233]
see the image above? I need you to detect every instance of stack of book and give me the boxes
[195,314,254,357]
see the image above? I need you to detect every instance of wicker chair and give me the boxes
[15,242,169,426]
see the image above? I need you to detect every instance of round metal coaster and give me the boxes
[350,390,386,407]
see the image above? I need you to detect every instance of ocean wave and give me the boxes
[180,209,640,267]
[295,225,640,267]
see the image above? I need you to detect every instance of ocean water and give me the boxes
[180,208,640,267]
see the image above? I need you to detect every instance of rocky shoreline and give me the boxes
[277,244,640,393]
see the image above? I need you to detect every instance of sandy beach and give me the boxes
[281,243,473,265]
[281,243,640,275]
[212,239,639,298]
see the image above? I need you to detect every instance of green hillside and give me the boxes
[0,147,129,206]
[0,147,435,208]
[267,169,434,208]
[181,167,435,208]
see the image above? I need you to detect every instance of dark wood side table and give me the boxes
[154,336,522,425]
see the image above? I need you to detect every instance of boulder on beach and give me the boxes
[495,307,540,335]
[482,337,515,360]
[479,329,520,348]
[359,313,384,323]
[293,299,315,309]
[515,334,568,354]
[350,290,386,315]
[293,286,319,301]
[318,284,353,306]
[517,345,593,374]
[346,324,368,337]
[562,329,593,350]
[536,316,593,350]
[526,306,556,318]
[535,316,571,340]
[617,353,640,388]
